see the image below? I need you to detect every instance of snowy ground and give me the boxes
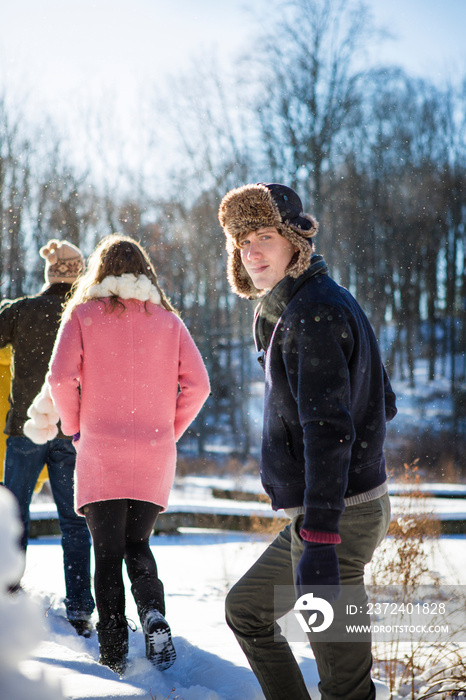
[6,500,466,700]
[20,528,271,700]
[15,525,322,700]
[2,359,466,699]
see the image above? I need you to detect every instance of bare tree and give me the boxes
[143,55,261,455]
[30,134,101,279]
[0,91,32,297]
[248,0,378,219]
[153,53,254,200]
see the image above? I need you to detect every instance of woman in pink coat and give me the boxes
[48,234,210,675]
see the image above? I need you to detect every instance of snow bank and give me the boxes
[0,485,64,700]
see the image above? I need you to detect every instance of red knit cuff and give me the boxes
[300,529,342,544]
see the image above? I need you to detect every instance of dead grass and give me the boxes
[386,429,466,483]
[369,461,466,698]
[176,454,259,478]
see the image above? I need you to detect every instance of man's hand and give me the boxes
[295,542,341,602]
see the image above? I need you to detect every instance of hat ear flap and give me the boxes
[283,228,313,278]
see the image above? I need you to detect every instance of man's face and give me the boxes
[239,227,297,291]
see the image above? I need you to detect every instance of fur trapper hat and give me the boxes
[218,183,318,298]
[40,239,84,285]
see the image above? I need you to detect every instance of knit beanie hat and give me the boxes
[218,183,318,299]
[39,239,84,285]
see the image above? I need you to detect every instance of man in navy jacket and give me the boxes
[219,183,397,700]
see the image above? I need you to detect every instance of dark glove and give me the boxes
[72,432,80,443]
[295,542,341,602]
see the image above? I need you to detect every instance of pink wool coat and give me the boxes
[48,294,210,513]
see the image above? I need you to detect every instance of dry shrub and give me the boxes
[386,430,466,482]
[176,456,223,476]
[382,461,441,593]
[439,456,463,484]
[369,461,466,698]
[249,513,288,536]
[176,454,259,478]
[211,487,270,503]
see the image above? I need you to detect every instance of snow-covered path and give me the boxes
[15,526,466,700]
[19,530,308,700]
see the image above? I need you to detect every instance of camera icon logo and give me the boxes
[294,593,334,633]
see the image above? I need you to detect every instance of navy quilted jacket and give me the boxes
[259,271,397,537]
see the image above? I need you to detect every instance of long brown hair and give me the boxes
[62,234,176,321]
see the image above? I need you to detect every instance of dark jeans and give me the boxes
[225,493,391,700]
[83,499,164,628]
[4,436,95,619]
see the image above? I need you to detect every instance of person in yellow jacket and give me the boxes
[0,345,12,481]
[0,346,48,490]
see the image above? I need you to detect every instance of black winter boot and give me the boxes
[69,618,93,638]
[141,608,176,671]
[96,620,128,675]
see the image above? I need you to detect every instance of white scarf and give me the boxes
[87,273,161,305]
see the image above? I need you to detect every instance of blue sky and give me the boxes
[367,0,466,80]
[1,0,465,105]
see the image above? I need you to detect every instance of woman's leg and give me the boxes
[84,499,130,674]
[123,500,175,670]
[83,500,128,626]
[123,499,164,616]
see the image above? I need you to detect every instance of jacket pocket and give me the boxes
[279,415,297,460]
